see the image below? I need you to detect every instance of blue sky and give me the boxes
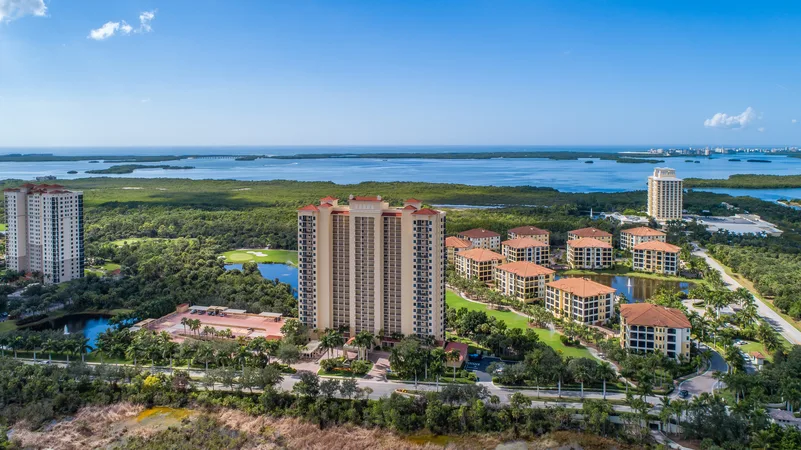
[0,0,799,147]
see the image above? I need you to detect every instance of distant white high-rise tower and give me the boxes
[647,168,683,221]
[3,183,85,284]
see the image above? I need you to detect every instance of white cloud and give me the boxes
[88,10,155,41]
[758,127,765,132]
[703,107,757,129]
[89,21,121,41]
[792,119,797,124]
[0,0,46,23]
[140,98,151,103]
[139,10,155,32]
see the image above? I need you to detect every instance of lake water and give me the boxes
[560,274,693,303]
[224,263,298,296]
[2,148,801,201]
[29,314,112,349]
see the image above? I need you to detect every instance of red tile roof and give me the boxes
[502,237,548,249]
[569,227,612,238]
[382,211,401,217]
[351,196,382,201]
[620,303,691,328]
[458,228,500,239]
[547,277,616,297]
[456,248,505,262]
[403,204,418,210]
[496,261,554,278]
[445,236,473,249]
[443,341,468,363]
[319,202,333,208]
[508,225,549,236]
[622,226,665,237]
[412,208,439,216]
[749,351,765,359]
[298,204,319,212]
[568,237,612,249]
[633,241,681,252]
[405,198,422,203]
[319,196,338,202]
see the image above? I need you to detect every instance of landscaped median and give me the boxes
[445,290,592,358]
[221,249,298,265]
[318,357,373,378]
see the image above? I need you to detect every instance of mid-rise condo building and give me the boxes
[647,168,683,221]
[620,303,691,359]
[494,261,554,302]
[454,248,505,282]
[567,238,613,269]
[545,277,616,325]
[632,241,681,275]
[297,196,446,340]
[620,226,666,250]
[445,236,473,263]
[501,237,550,265]
[3,184,84,284]
[507,225,550,244]
[568,227,613,244]
[456,228,501,251]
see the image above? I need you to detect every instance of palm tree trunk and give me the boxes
[603,379,607,400]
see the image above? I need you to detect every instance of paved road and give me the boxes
[677,344,727,397]
[693,246,801,345]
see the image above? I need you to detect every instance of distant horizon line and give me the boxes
[0,144,796,150]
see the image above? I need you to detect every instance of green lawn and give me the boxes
[740,340,775,362]
[0,223,6,231]
[101,263,121,271]
[446,291,592,358]
[221,249,298,265]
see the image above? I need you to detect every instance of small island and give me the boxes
[67,170,78,174]
[729,158,741,162]
[747,159,771,163]
[584,160,594,164]
[235,155,260,161]
[85,164,195,174]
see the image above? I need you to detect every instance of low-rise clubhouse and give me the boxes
[494,261,555,302]
[619,303,691,359]
[545,277,616,325]
[567,237,613,269]
[455,248,505,282]
[620,226,666,250]
[457,228,502,251]
[632,241,681,275]
[501,237,550,265]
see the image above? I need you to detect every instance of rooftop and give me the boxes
[445,236,473,249]
[458,228,500,239]
[547,277,616,297]
[620,303,691,328]
[456,248,505,262]
[412,208,440,216]
[496,261,554,278]
[633,240,681,252]
[622,226,665,237]
[568,237,612,249]
[502,237,549,249]
[569,227,612,238]
[508,225,549,236]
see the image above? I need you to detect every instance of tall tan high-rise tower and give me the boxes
[3,184,84,284]
[297,196,446,340]
[647,168,683,221]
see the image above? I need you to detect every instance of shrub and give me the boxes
[320,358,343,372]
[351,360,371,375]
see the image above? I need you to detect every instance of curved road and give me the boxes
[693,246,801,345]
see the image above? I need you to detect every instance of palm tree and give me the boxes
[327,330,345,359]
[43,338,57,362]
[77,337,91,363]
[203,325,216,337]
[12,335,23,359]
[180,317,190,335]
[446,349,461,381]
[597,362,617,400]
[353,331,374,361]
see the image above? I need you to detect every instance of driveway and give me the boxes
[693,246,801,345]
[677,345,727,397]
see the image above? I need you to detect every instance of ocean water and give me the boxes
[2,147,800,200]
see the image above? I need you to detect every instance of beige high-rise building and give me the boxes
[647,168,683,221]
[297,196,446,340]
[3,184,84,284]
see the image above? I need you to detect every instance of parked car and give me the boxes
[679,390,689,398]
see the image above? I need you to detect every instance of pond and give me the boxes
[560,274,694,303]
[28,314,113,348]
[225,263,298,297]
